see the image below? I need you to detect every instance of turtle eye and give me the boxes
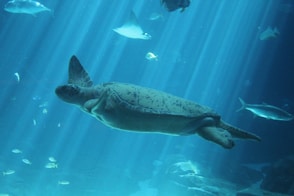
[67,85,80,96]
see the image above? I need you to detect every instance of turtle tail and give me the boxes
[219,120,261,142]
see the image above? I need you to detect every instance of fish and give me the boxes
[14,72,20,82]
[45,162,58,169]
[237,98,294,121]
[259,26,280,40]
[33,119,37,125]
[58,180,70,185]
[161,0,190,12]
[48,156,56,162]
[11,148,22,154]
[113,11,151,40]
[2,169,15,176]
[148,12,163,21]
[42,108,48,114]
[4,0,52,16]
[22,158,32,165]
[145,52,158,61]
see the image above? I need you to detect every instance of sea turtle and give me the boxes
[55,56,261,149]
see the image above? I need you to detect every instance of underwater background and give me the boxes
[0,0,294,195]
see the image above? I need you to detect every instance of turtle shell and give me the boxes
[103,82,219,119]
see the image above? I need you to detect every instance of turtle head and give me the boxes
[55,84,84,105]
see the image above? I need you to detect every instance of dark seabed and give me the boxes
[0,0,294,195]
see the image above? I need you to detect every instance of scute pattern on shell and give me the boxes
[104,83,217,118]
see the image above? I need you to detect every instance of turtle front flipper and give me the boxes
[219,120,261,142]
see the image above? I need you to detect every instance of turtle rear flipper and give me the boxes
[197,127,235,149]
[219,121,261,142]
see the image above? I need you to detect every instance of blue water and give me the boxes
[1,0,294,195]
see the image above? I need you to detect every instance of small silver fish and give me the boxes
[237,98,294,121]
[58,180,70,185]
[259,26,280,40]
[11,148,22,154]
[42,108,48,114]
[22,158,32,165]
[45,162,58,169]
[145,52,158,61]
[148,12,163,21]
[4,0,52,16]
[14,72,20,82]
[33,119,37,126]
[2,169,15,176]
[48,156,56,162]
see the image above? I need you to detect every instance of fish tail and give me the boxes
[236,97,246,112]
